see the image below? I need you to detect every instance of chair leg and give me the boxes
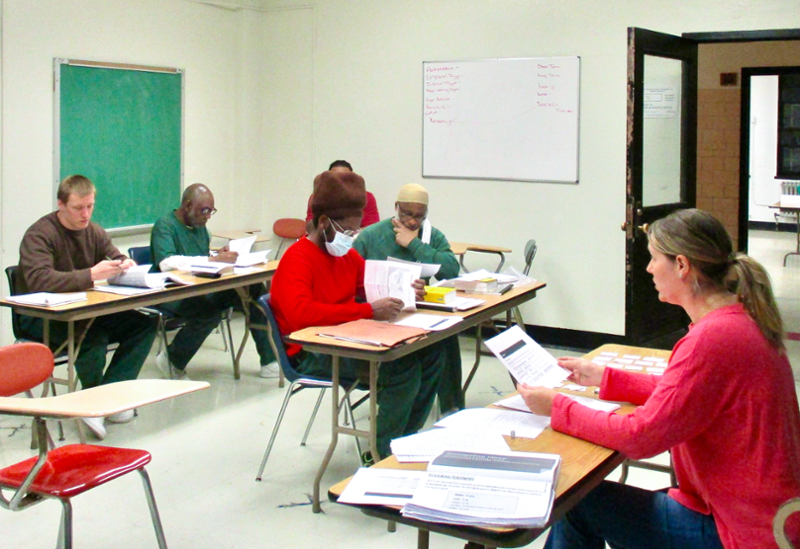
[462,328,484,396]
[256,382,299,481]
[618,459,630,484]
[223,313,236,369]
[57,498,73,549]
[138,467,168,549]
[301,388,326,446]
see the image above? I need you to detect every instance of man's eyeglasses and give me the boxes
[397,210,426,223]
[200,207,218,216]
[331,218,360,237]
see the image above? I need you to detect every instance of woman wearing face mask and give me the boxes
[270,170,444,459]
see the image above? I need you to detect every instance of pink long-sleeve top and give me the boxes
[551,303,800,549]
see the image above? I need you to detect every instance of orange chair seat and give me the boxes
[0,444,151,499]
[272,218,306,239]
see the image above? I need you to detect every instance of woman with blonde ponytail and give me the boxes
[518,209,800,549]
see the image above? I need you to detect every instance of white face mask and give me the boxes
[325,221,356,257]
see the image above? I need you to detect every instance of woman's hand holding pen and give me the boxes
[557,357,605,387]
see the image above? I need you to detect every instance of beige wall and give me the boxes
[2,0,800,344]
[697,41,800,248]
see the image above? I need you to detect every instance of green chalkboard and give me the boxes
[56,60,183,230]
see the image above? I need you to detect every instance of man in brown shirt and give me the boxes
[17,175,157,439]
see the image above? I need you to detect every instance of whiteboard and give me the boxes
[422,57,580,183]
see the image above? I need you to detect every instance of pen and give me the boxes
[429,318,448,328]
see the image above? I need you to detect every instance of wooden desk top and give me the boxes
[213,229,271,243]
[0,379,209,419]
[286,280,546,361]
[450,241,513,256]
[0,261,279,322]
[328,343,672,546]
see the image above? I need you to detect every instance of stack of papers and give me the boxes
[494,393,621,414]
[394,313,463,331]
[401,450,560,528]
[434,408,551,440]
[390,428,511,463]
[415,296,485,312]
[7,292,87,307]
[96,265,189,295]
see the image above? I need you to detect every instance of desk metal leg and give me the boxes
[314,355,341,513]
[231,287,251,380]
[418,528,430,549]
[370,360,379,462]
[784,212,800,267]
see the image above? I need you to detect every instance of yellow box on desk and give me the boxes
[423,286,456,304]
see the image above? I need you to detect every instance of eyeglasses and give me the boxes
[331,218,360,237]
[397,209,427,223]
[200,207,217,216]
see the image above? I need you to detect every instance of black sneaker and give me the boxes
[361,451,375,467]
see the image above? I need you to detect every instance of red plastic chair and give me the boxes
[272,218,307,258]
[0,343,168,549]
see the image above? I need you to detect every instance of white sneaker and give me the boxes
[82,417,106,440]
[156,350,190,380]
[259,362,280,379]
[106,409,135,424]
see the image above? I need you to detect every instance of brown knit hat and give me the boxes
[311,170,366,220]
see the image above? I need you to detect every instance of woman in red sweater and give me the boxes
[519,209,800,549]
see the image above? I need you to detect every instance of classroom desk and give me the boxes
[286,280,547,513]
[212,229,271,244]
[0,261,279,393]
[327,344,671,549]
[769,202,800,266]
[449,242,513,273]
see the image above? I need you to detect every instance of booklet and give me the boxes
[7,292,87,307]
[364,260,422,311]
[102,265,189,292]
[401,450,560,528]
[484,325,569,389]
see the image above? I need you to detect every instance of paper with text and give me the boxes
[364,260,421,310]
[485,325,568,388]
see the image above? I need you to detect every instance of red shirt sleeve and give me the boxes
[361,192,381,227]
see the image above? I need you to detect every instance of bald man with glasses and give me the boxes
[150,183,276,380]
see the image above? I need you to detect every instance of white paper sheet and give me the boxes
[391,427,510,463]
[387,256,440,278]
[434,408,551,439]
[364,260,421,310]
[338,468,426,506]
[484,325,568,388]
[228,235,256,255]
[394,314,463,331]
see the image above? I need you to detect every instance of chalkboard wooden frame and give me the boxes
[422,57,580,184]
[53,58,184,233]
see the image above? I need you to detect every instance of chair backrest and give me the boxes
[127,246,153,269]
[774,497,800,549]
[272,218,307,259]
[5,266,24,340]
[522,239,538,276]
[0,343,54,397]
[255,294,303,383]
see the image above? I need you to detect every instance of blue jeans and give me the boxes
[544,481,724,549]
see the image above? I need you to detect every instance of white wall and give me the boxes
[2,0,799,345]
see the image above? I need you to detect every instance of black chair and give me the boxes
[127,247,235,375]
[253,294,369,481]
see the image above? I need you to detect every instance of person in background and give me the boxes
[354,183,464,414]
[17,175,158,440]
[518,208,800,549]
[305,160,380,228]
[150,183,277,379]
[272,169,443,460]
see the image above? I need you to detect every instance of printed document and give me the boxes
[364,260,421,310]
[485,325,569,388]
[401,450,560,528]
[338,468,426,506]
[391,427,511,463]
[434,408,550,439]
[387,256,440,278]
[99,265,188,294]
[7,292,87,307]
[394,314,463,331]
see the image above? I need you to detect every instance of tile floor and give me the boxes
[0,228,798,548]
